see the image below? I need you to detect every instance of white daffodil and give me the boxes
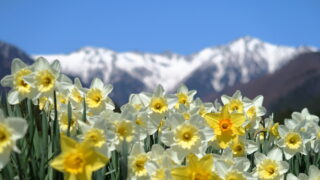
[265,114,281,140]
[308,165,320,180]
[190,97,216,118]
[253,148,289,180]
[125,93,146,112]
[214,148,251,170]
[173,84,196,109]
[215,159,254,180]
[145,144,175,180]
[312,126,320,153]
[221,90,244,113]
[286,173,308,180]
[121,104,161,136]
[161,113,214,162]
[139,85,175,115]
[230,136,258,157]
[277,121,308,160]
[57,77,85,110]
[128,143,150,180]
[0,110,28,169]
[78,118,115,158]
[291,108,319,125]
[120,105,149,138]
[24,57,61,101]
[243,95,266,131]
[0,58,36,104]
[102,110,146,150]
[57,109,81,135]
[85,78,114,115]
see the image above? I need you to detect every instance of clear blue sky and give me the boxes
[0,0,319,55]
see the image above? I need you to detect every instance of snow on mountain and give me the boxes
[33,36,316,104]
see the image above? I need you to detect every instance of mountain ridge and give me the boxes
[29,36,316,104]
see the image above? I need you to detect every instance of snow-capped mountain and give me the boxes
[33,36,316,104]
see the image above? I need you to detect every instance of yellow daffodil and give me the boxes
[171,154,221,180]
[205,105,245,149]
[50,134,108,180]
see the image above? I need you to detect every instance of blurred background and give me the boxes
[1,1,320,121]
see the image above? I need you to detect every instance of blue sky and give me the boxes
[0,1,319,55]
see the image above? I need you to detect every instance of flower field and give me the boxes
[0,57,319,180]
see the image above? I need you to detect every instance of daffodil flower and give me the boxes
[253,148,289,180]
[128,143,150,179]
[50,134,108,180]
[78,118,115,158]
[221,90,244,113]
[205,105,245,149]
[215,159,254,180]
[161,113,214,162]
[0,58,35,104]
[173,84,197,109]
[85,78,114,115]
[24,57,61,101]
[277,121,308,160]
[171,153,222,180]
[0,110,28,169]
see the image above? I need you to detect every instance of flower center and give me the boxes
[132,154,148,176]
[285,132,302,150]
[0,123,13,153]
[64,152,85,174]
[36,70,55,93]
[84,128,106,148]
[116,121,133,142]
[14,68,32,94]
[86,88,103,108]
[219,119,232,132]
[150,97,168,113]
[175,124,199,149]
[258,159,279,179]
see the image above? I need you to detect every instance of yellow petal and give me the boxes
[85,150,109,171]
[216,132,234,149]
[50,154,67,172]
[60,134,77,152]
[199,154,213,170]
[204,113,221,135]
[230,114,245,127]
[171,167,190,180]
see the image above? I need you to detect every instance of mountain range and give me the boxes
[33,36,316,104]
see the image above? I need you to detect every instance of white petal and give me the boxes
[0,147,11,169]
[6,117,28,140]
[254,152,266,164]
[7,90,20,105]
[91,78,104,89]
[50,60,61,74]
[254,95,264,106]
[221,95,230,105]
[267,147,283,161]
[309,165,320,179]
[11,58,27,73]
[286,173,299,180]
[278,125,288,137]
[279,161,289,174]
[154,84,164,97]
[214,161,228,177]
[130,143,144,155]
[0,75,13,87]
